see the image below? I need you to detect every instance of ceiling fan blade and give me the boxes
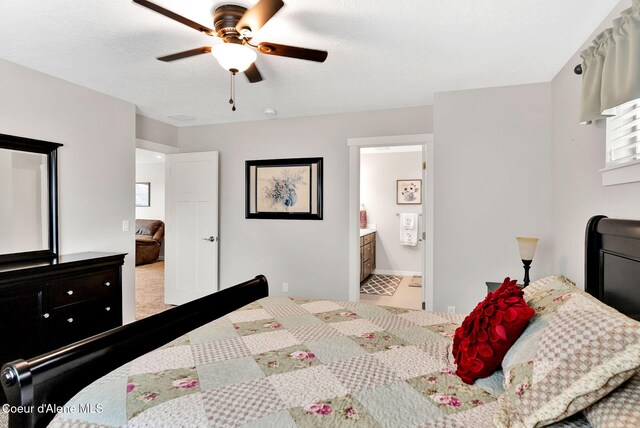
[236,0,284,33]
[157,46,212,62]
[257,43,328,62]
[133,0,215,36]
[244,63,264,83]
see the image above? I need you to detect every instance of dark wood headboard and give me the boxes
[586,215,640,320]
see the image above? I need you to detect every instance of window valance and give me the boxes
[580,0,640,124]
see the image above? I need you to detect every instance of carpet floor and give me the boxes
[135,261,173,320]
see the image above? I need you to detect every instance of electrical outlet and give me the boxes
[282,282,288,292]
[122,220,129,232]
[447,306,456,314]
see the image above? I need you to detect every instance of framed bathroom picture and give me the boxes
[397,179,422,204]
[135,182,151,207]
[245,157,323,220]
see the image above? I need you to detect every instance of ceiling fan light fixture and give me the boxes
[211,43,257,72]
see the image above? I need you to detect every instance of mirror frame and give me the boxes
[0,133,63,264]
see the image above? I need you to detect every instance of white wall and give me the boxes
[0,58,137,323]
[433,83,554,313]
[178,107,433,300]
[550,0,640,287]
[135,162,166,221]
[360,151,422,274]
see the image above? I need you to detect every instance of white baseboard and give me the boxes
[373,269,421,277]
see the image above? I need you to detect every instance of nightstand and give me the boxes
[486,282,524,293]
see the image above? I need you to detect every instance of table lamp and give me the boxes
[516,237,539,287]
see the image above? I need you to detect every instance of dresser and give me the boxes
[360,231,376,282]
[0,252,125,401]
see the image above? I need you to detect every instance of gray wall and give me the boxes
[433,83,554,313]
[135,162,166,222]
[550,0,640,286]
[178,106,433,300]
[361,151,423,274]
[0,58,137,323]
[136,114,179,148]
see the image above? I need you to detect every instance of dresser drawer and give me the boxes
[47,269,118,308]
[363,233,375,245]
[47,298,120,348]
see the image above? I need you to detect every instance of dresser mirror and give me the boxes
[0,133,62,264]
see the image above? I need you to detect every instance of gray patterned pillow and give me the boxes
[494,276,640,427]
[584,372,640,428]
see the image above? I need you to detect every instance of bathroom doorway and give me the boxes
[348,134,434,311]
[134,147,169,320]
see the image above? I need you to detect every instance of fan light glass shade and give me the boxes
[516,237,539,261]
[211,43,257,72]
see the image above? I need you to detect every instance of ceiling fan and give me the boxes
[133,0,328,86]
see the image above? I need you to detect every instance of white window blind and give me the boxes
[605,99,640,167]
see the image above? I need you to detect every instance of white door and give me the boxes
[165,151,219,305]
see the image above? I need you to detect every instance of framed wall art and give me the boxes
[396,179,422,205]
[135,182,151,207]
[245,157,323,220]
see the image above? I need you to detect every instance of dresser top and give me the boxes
[0,252,126,275]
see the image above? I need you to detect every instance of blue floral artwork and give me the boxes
[257,166,311,213]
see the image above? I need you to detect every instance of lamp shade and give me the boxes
[211,43,257,72]
[516,237,539,261]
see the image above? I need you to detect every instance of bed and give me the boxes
[2,215,640,428]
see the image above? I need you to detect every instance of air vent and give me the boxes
[167,114,196,122]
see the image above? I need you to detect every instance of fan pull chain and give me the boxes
[229,69,237,112]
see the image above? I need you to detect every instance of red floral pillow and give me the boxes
[452,277,535,384]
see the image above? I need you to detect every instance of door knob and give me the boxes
[202,236,218,242]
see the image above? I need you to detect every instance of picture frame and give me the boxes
[246,157,323,220]
[135,182,151,207]
[396,179,422,205]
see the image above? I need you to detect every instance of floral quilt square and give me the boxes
[424,323,459,340]
[254,345,322,376]
[379,305,412,315]
[288,395,379,427]
[288,297,317,305]
[126,367,201,419]
[407,371,496,415]
[233,318,284,336]
[349,331,408,353]
[315,309,361,323]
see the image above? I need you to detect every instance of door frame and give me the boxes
[347,134,434,310]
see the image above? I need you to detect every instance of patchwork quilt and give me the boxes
[48,296,590,427]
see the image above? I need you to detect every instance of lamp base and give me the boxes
[522,259,532,287]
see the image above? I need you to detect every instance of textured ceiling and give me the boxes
[0,0,621,126]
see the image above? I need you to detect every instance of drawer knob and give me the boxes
[67,290,74,295]
[67,318,74,323]
[105,307,111,311]
[43,313,50,319]
[104,282,111,287]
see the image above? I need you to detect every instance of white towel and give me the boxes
[400,213,418,246]
[401,213,415,229]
